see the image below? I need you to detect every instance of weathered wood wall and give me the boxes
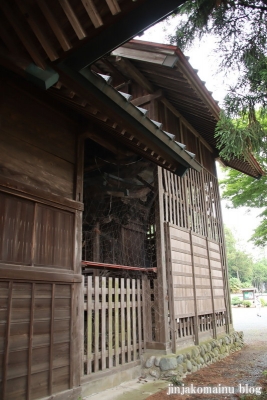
[0,76,83,400]
[161,165,230,351]
[138,97,231,351]
[165,224,226,351]
[0,78,77,199]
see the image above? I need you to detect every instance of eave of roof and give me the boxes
[111,40,265,178]
[60,64,202,175]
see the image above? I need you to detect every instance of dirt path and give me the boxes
[147,308,267,400]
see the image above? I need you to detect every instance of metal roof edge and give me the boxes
[79,67,202,173]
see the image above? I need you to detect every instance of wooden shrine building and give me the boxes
[0,2,264,399]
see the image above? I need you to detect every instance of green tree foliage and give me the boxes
[169,0,267,158]
[252,259,267,291]
[229,277,242,293]
[224,225,267,291]
[224,226,253,281]
[220,167,267,246]
[231,295,242,305]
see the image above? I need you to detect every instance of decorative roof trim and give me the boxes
[77,67,202,175]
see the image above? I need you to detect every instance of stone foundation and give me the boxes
[142,332,244,380]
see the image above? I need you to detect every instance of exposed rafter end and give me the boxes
[25,64,59,90]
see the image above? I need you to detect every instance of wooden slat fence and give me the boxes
[83,275,151,378]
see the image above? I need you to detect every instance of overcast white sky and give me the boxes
[138,20,264,259]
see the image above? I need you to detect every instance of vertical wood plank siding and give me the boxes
[163,166,228,351]
[0,280,74,400]
[0,192,74,269]
[83,275,146,376]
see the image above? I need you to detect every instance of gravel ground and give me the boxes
[147,307,267,400]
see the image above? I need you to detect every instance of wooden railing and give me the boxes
[83,275,148,377]
[174,312,227,345]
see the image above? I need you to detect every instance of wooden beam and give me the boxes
[16,0,59,61]
[136,174,155,192]
[0,19,22,55]
[37,0,72,52]
[0,52,31,76]
[131,91,163,106]
[102,58,127,82]
[161,97,214,153]
[58,0,87,40]
[105,0,121,15]
[115,56,154,92]
[0,2,46,69]
[83,130,131,157]
[113,57,214,153]
[81,0,103,28]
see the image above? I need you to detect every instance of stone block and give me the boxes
[159,357,177,371]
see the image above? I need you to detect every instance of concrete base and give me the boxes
[83,378,168,400]
[81,364,142,398]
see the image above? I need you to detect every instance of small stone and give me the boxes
[176,355,184,364]
[203,354,209,363]
[224,336,230,345]
[192,366,198,373]
[220,346,226,354]
[191,347,200,358]
[186,360,192,372]
[145,356,155,368]
[200,347,205,357]
[186,352,191,360]
[150,368,160,379]
[206,343,212,352]
[159,357,177,371]
[182,362,188,372]
[154,357,161,367]
[163,370,177,378]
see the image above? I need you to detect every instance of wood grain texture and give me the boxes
[84,275,145,376]
[0,278,75,399]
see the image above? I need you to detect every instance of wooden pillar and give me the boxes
[189,230,199,345]
[72,133,85,387]
[213,169,232,331]
[206,238,217,339]
[149,166,170,350]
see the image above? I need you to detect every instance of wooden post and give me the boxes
[189,231,199,345]
[108,278,113,368]
[87,276,92,374]
[2,281,13,400]
[212,171,232,332]
[165,222,177,353]
[142,275,148,347]
[206,238,217,339]
[154,166,170,348]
